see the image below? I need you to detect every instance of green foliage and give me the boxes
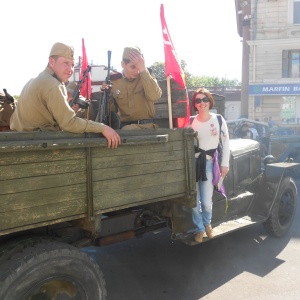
[187,76,240,88]
[149,60,241,88]
[150,62,166,81]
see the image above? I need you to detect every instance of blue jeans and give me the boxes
[192,159,214,233]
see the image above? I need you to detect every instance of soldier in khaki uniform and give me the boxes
[105,46,162,129]
[10,42,120,148]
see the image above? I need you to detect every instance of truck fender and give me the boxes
[250,162,299,229]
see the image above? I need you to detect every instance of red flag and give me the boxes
[160,4,190,127]
[80,38,92,100]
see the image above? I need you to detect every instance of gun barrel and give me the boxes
[69,66,91,107]
[96,51,112,124]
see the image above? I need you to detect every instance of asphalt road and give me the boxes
[84,182,300,300]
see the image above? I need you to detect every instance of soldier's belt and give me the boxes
[121,119,154,127]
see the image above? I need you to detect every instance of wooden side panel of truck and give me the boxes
[0,128,196,236]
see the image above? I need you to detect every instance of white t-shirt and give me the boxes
[191,113,230,167]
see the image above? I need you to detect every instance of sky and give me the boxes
[1,0,242,96]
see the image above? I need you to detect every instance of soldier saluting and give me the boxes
[102,46,162,129]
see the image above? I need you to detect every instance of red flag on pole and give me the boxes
[160,4,190,128]
[80,38,92,100]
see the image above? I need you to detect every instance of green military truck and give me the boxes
[0,128,299,299]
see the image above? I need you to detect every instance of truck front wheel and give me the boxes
[0,241,107,300]
[263,177,297,237]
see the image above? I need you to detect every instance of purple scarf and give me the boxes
[212,150,227,201]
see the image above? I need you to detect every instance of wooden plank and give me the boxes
[90,129,193,161]
[0,200,87,230]
[0,149,86,166]
[0,131,83,141]
[0,135,169,153]
[1,171,86,195]
[0,184,87,212]
[94,180,186,210]
[0,128,191,143]
[93,169,185,195]
[92,160,184,181]
[0,159,86,180]
[91,149,185,169]
[154,102,187,118]
[91,140,184,158]
[98,128,186,141]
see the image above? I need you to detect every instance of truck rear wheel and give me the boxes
[0,241,107,300]
[263,177,297,237]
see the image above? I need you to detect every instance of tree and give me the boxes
[150,62,166,81]
[149,61,241,88]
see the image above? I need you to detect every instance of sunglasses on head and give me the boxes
[195,97,210,104]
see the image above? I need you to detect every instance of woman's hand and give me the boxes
[221,166,229,178]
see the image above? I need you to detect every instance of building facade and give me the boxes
[236,0,300,125]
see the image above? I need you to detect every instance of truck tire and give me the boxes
[0,241,107,300]
[263,177,297,237]
[0,235,55,264]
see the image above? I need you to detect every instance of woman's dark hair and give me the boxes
[191,87,215,111]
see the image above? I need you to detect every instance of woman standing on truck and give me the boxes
[190,87,230,243]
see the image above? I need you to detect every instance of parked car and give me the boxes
[271,127,296,136]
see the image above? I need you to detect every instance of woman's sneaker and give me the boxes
[205,224,214,238]
[194,231,204,243]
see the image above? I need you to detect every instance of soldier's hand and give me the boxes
[71,104,80,112]
[129,51,146,72]
[102,125,121,148]
[100,83,112,93]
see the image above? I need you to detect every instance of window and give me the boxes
[294,0,300,24]
[282,50,300,78]
[281,96,296,123]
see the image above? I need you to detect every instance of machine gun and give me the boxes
[95,51,120,129]
[69,66,91,110]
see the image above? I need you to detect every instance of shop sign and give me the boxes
[249,84,300,96]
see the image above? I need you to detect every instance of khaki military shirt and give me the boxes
[110,68,162,122]
[10,67,105,133]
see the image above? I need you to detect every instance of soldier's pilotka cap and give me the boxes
[49,42,75,60]
[122,46,142,60]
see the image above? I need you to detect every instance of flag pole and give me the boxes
[160,4,189,128]
[167,76,173,129]
[86,77,90,120]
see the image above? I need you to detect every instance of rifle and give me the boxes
[95,51,120,129]
[69,66,91,109]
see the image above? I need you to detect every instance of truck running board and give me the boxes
[175,216,259,246]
